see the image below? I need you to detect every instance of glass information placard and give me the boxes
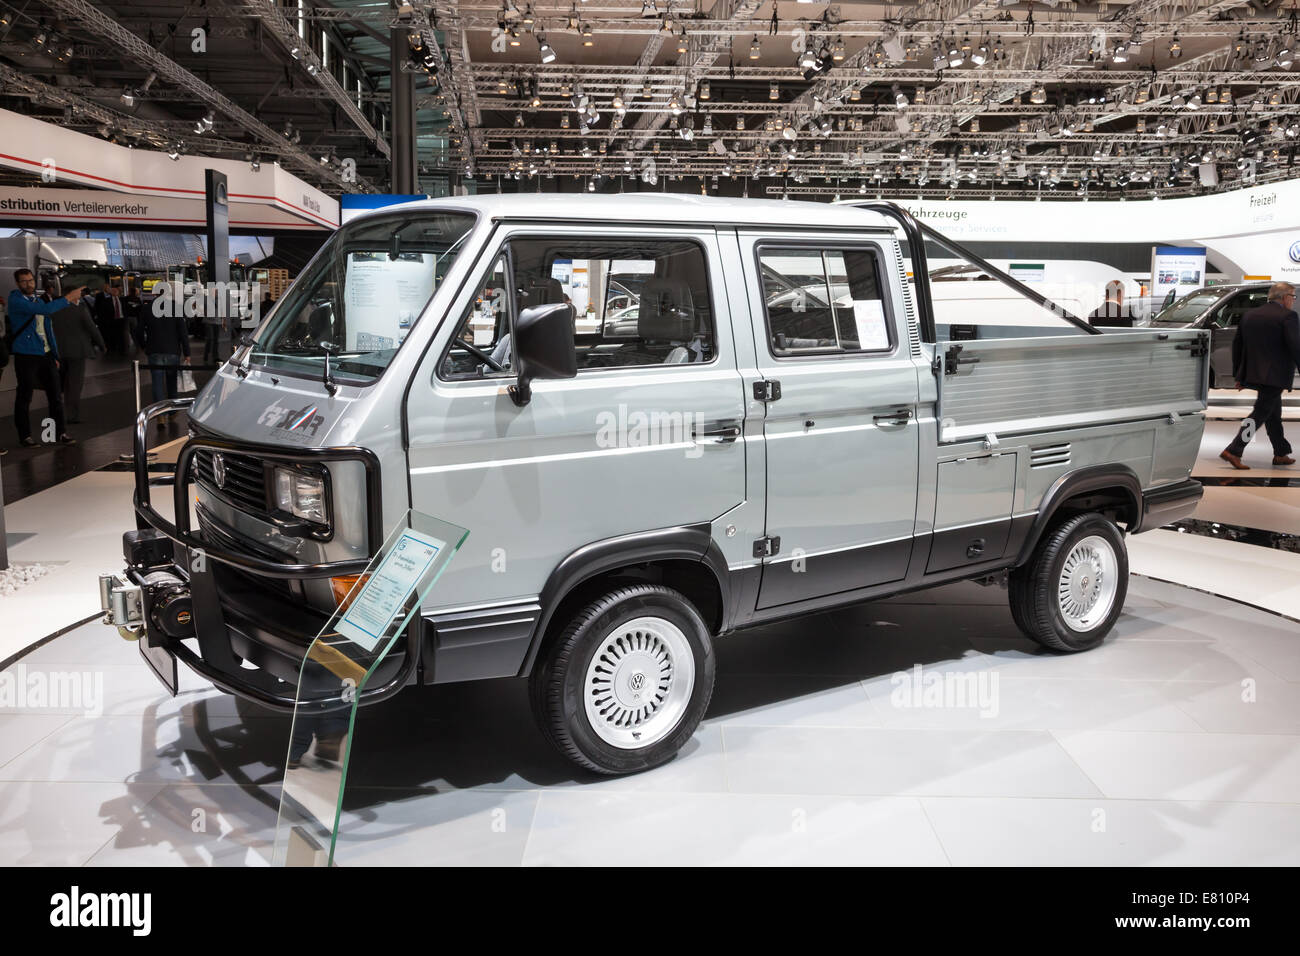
[272,509,467,866]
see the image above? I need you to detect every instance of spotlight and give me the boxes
[797,47,819,72]
[699,79,710,101]
[612,93,626,113]
[120,87,135,107]
[515,111,524,127]
[749,36,760,60]
[892,84,909,108]
[538,38,555,64]
[1168,34,1181,59]
[167,145,181,161]
[831,38,846,62]
[581,23,593,47]
[1030,85,1047,105]
[770,81,779,101]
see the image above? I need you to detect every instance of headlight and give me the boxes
[273,467,328,525]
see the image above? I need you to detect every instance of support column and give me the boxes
[390,27,417,194]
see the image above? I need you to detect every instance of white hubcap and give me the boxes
[584,616,695,749]
[1058,534,1119,632]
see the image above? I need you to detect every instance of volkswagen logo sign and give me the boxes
[628,672,646,692]
[212,453,227,491]
[1289,240,1300,264]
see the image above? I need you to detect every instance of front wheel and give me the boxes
[529,584,715,775]
[1009,513,1128,652]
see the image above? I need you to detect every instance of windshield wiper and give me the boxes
[320,340,340,396]
[233,332,259,378]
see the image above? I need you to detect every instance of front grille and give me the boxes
[195,504,297,599]
[193,449,270,517]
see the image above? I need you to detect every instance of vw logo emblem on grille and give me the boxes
[212,453,228,491]
[1289,240,1300,264]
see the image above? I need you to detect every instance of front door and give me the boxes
[406,225,748,624]
[1209,289,1269,384]
[738,234,921,610]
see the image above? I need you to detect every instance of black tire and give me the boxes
[1009,512,1128,652]
[529,583,715,775]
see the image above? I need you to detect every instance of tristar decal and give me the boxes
[258,400,327,442]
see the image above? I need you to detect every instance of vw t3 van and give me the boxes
[105,195,1206,774]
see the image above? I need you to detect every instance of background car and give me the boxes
[1147,282,1295,388]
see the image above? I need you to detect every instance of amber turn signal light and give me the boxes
[330,573,370,610]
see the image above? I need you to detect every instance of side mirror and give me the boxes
[307,302,333,345]
[510,302,576,407]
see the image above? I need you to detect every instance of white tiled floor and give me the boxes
[1,574,1295,866]
[1,438,184,664]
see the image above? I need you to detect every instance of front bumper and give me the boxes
[125,400,407,713]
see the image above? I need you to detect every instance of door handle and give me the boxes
[872,409,912,428]
[693,421,741,443]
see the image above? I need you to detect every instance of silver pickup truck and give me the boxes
[104,195,1206,775]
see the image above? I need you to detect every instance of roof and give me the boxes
[364,193,898,231]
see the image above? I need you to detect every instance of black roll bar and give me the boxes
[852,200,1101,339]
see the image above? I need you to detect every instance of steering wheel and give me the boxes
[450,337,504,372]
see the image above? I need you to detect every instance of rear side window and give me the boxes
[758,247,892,355]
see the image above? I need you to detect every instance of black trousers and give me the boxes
[60,357,86,421]
[12,352,66,442]
[203,325,221,364]
[1227,385,1292,457]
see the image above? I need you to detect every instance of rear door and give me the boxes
[738,233,921,609]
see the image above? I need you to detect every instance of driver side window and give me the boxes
[1216,291,1268,329]
[440,254,514,380]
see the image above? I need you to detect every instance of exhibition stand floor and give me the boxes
[2,398,1298,866]
[0,575,1296,866]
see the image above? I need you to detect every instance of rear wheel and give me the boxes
[529,583,715,775]
[1009,513,1128,652]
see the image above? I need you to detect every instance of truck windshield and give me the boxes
[247,211,475,385]
[1150,289,1229,325]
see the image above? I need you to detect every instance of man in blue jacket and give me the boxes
[7,269,83,447]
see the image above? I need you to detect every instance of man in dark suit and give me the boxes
[1089,281,1138,328]
[47,282,106,423]
[93,283,128,356]
[1221,282,1300,469]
